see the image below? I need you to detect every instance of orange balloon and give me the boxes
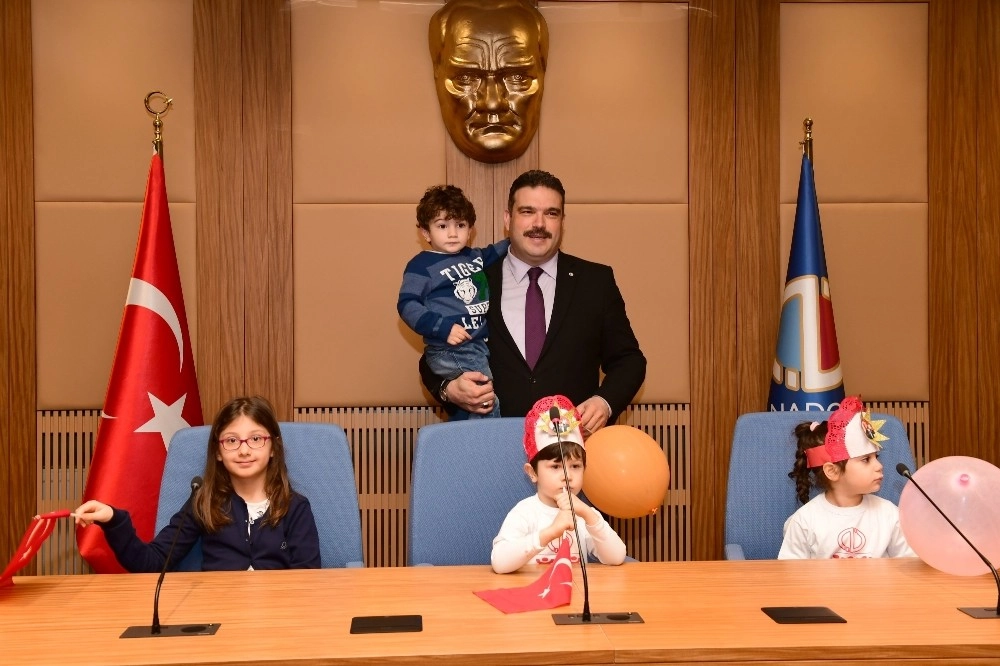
[582,425,670,519]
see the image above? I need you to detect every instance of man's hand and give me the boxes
[445,371,496,414]
[446,324,472,346]
[576,396,611,437]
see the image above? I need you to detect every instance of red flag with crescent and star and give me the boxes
[77,153,203,573]
[474,536,574,613]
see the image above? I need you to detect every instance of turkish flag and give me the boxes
[77,153,203,573]
[1,511,71,587]
[474,537,574,613]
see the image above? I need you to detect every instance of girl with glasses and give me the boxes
[72,396,321,570]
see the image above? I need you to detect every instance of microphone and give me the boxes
[122,475,220,638]
[549,405,643,626]
[550,405,592,622]
[151,476,201,633]
[896,463,1000,619]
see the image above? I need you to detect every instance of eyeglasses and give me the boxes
[218,434,271,451]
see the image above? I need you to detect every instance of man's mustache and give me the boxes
[523,229,552,239]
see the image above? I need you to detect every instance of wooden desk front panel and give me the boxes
[0,566,613,666]
[1,560,998,665]
[592,559,999,664]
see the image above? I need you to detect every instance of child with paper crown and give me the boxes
[778,396,915,559]
[490,395,627,573]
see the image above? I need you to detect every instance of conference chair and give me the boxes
[408,418,533,566]
[156,422,364,569]
[723,409,916,560]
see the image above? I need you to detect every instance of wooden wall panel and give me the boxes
[194,0,294,420]
[779,4,927,204]
[567,205,690,404]
[243,0,293,417]
[975,0,1000,464]
[928,0,981,461]
[291,1,444,204]
[540,2,689,205]
[689,0,737,560]
[32,0,196,410]
[737,0,781,419]
[0,0,35,570]
[194,0,246,418]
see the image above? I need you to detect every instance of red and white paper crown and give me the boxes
[805,395,888,468]
[523,395,584,462]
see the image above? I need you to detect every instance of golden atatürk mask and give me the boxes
[429,0,549,164]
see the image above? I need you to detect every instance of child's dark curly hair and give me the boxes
[416,184,476,229]
[789,420,846,504]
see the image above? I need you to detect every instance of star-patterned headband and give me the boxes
[805,396,888,467]
[523,395,584,462]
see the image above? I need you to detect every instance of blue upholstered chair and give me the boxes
[724,410,916,560]
[408,418,533,566]
[156,422,364,569]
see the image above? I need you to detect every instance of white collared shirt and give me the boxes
[501,252,558,360]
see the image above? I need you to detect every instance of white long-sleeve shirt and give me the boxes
[491,494,627,573]
[778,493,916,559]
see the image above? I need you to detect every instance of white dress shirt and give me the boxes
[501,252,558,360]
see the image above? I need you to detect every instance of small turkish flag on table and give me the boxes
[475,537,574,613]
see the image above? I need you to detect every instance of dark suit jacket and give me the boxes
[421,251,646,422]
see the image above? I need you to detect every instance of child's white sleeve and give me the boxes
[887,511,917,558]
[777,513,812,559]
[491,505,544,574]
[585,516,627,565]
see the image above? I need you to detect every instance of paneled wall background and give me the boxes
[4,0,1000,568]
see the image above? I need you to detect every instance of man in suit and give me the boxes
[420,170,646,433]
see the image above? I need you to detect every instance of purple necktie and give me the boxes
[525,266,545,369]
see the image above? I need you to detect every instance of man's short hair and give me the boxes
[416,185,477,230]
[507,169,566,213]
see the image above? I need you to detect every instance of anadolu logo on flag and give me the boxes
[768,153,845,412]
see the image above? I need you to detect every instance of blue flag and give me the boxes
[767,153,845,411]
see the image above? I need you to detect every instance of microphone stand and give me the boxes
[122,476,221,638]
[897,463,1000,619]
[549,406,643,626]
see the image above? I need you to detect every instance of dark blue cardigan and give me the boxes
[100,492,321,571]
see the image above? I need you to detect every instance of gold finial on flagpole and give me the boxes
[144,92,173,157]
[800,117,813,162]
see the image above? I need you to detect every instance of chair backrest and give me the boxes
[724,410,916,560]
[408,418,534,566]
[156,422,364,569]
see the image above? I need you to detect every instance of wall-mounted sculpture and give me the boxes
[429,0,549,164]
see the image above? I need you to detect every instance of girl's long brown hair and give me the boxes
[192,396,293,533]
[788,420,846,505]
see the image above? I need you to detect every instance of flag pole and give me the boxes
[78,92,204,572]
[767,116,845,411]
[144,91,173,158]
[800,117,813,162]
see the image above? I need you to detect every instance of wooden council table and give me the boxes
[1,559,998,665]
